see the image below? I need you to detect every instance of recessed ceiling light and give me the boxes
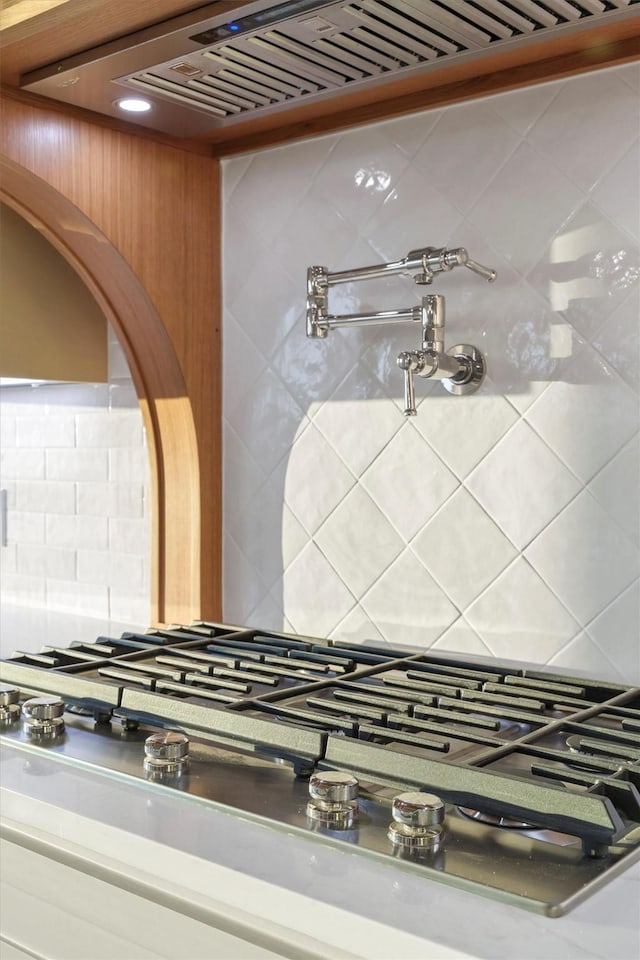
[116,98,152,113]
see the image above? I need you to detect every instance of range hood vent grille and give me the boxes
[21,0,639,136]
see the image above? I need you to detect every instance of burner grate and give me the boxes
[1,620,639,851]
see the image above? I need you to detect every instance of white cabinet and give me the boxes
[1,840,287,960]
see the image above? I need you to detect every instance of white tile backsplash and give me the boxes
[0,338,150,625]
[222,64,640,683]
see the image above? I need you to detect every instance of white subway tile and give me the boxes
[45,578,109,618]
[0,544,17,574]
[0,417,16,447]
[46,448,108,482]
[8,511,45,545]
[108,447,148,483]
[76,482,144,518]
[77,549,143,589]
[16,481,75,514]
[76,412,143,448]
[17,416,75,448]
[46,514,108,550]
[17,544,76,581]
[108,588,150,625]
[1,448,45,480]
[1,573,46,607]
[108,517,149,555]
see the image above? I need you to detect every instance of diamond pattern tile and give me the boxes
[586,581,640,683]
[588,434,640,547]
[223,533,269,625]
[223,310,267,412]
[313,363,403,474]
[465,558,580,662]
[271,323,360,411]
[413,488,517,609]
[363,165,462,264]
[592,287,639,390]
[526,69,638,193]
[312,126,410,229]
[411,380,519,478]
[548,633,626,685]
[331,604,387,645]
[282,542,355,637]
[272,192,357,285]
[527,201,640,340]
[431,617,494,657]
[360,548,459,648]
[227,255,302,362]
[226,368,305,478]
[467,141,584,276]
[525,492,640,625]
[413,101,521,214]
[592,140,640,243]
[222,64,639,680]
[234,461,305,592]
[525,345,640,483]
[222,423,266,530]
[315,484,405,598]
[226,135,337,245]
[488,83,559,137]
[466,420,581,550]
[284,423,356,535]
[383,108,442,160]
[361,423,458,540]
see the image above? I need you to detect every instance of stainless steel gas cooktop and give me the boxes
[1,621,639,917]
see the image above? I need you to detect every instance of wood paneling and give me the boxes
[0,94,221,625]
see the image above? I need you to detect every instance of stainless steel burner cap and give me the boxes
[307,770,359,828]
[391,792,444,828]
[22,696,65,738]
[308,770,359,803]
[388,792,445,851]
[0,685,20,725]
[144,731,190,777]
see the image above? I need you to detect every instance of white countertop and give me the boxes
[1,738,639,960]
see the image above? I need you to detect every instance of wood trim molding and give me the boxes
[0,154,205,626]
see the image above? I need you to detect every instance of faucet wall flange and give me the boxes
[442,344,486,396]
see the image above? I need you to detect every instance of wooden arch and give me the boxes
[0,154,201,626]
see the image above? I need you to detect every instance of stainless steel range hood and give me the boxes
[21,0,639,138]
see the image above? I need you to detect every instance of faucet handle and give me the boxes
[449,247,496,282]
[463,257,496,283]
[397,351,427,416]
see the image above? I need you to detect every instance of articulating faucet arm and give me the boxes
[305,245,494,414]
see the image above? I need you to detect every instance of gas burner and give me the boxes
[2,619,639,916]
[458,807,535,830]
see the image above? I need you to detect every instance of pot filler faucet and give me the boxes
[306,246,496,415]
